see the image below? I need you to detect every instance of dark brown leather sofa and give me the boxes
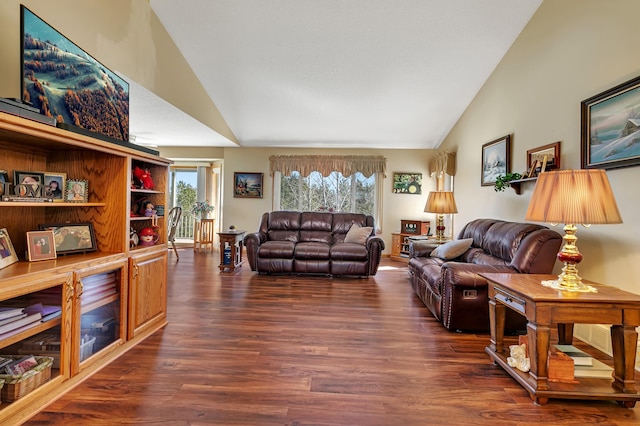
[408,218,562,332]
[244,211,385,276]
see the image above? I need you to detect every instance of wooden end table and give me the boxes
[193,218,215,251]
[481,273,640,407]
[217,230,245,272]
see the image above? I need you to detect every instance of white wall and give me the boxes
[438,0,640,360]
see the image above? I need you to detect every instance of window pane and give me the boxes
[279,171,376,216]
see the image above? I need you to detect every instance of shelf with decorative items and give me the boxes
[0,111,170,423]
[390,220,431,262]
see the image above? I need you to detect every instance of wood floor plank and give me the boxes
[25,248,640,425]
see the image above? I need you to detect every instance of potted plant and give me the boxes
[191,200,214,219]
[494,172,522,192]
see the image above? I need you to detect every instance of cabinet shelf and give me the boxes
[81,293,120,315]
[0,202,106,207]
[0,318,62,350]
[131,189,163,195]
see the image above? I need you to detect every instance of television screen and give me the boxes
[20,6,129,143]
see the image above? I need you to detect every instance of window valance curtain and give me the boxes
[428,151,456,177]
[269,155,387,178]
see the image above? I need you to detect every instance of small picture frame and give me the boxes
[392,173,423,194]
[65,179,88,202]
[44,172,66,202]
[0,228,19,269]
[26,230,57,262]
[526,142,561,177]
[0,170,8,198]
[233,172,263,198]
[13,170,45,197]
[481,135,511,186]
[38,223,97,255]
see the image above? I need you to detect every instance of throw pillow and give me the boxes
[430,238,473,260]
[344,223,373,245]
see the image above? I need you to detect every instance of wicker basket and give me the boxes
[0,356,53,402]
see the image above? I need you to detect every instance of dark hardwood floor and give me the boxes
[27,248,640,425]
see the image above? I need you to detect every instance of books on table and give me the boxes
[554,344,614,378]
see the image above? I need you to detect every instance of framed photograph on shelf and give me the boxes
[0,228,19,269]
[527,142,561,177]
[44,172,66,202]
[38,223,97,255]
[26,230,57,261]
[0,170,7,198]
[233,172,263,198]
[481,135,511,186]
[13,170,45,197]
[65,179,88,202]
[392,173,422,194]
[581,74,640,170]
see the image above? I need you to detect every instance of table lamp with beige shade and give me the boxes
[424,191,458,243]
[525,169,622,292]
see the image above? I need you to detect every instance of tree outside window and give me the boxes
[279,171,375,216]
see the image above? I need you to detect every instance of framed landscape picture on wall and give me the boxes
[234,172,263,198]
[582,74,640,170]
[481,134,511,186]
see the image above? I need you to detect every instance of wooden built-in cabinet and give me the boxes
[0,111,170,425]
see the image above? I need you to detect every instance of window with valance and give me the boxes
[269,155,386,230]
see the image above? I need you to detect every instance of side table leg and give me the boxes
[488,297,505,354]
[611,324,638,394]
[528,321,550,391]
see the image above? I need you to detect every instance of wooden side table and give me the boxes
[218,230,245,272]
[481,272,640,407]
[193,219,215,251]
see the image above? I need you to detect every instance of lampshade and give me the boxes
[525,169,622,292]
[525,169,622,224]
[424,191,458,214]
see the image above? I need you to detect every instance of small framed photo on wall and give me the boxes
[26,230,57,261]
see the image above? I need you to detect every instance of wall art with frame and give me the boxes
[582,74,640,170]
[26,230,57,261]
[234,172,263,198]
[65,179,88,202]
[0,228,18,269]
[526,141,561,178]
[392,172,422,194]
[481,134,511,186]
[38,223,97,255]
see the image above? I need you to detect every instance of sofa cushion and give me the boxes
[295,242,330,260]
[430,238,473,260]
[344,223,373,245]
[330,243,368,261]
[332,213,371,243]
[300,212,333,243]
[481,221,545,263]
[257,241,296,258]
[267,211,301,242]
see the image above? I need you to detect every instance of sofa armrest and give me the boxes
[441,262,517,289]
[243,232,267,271]
[409,241,438,258]
[366,236,385,275]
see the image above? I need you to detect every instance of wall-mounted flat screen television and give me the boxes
[20,5,130,144]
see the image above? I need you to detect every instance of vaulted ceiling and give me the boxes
[137,0,542,149]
